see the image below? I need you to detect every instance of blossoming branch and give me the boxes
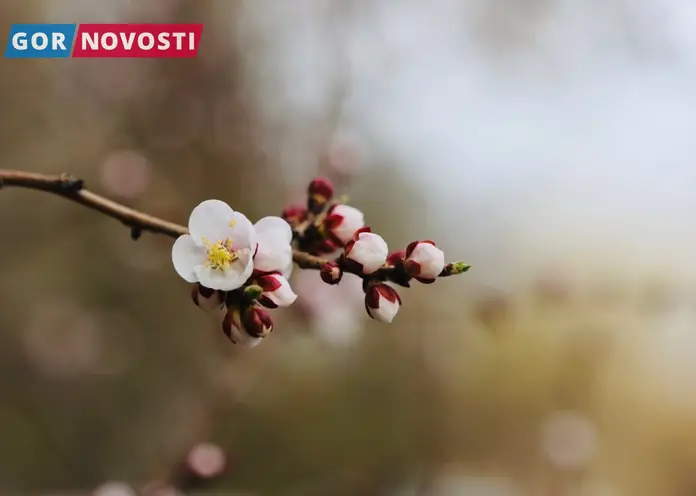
[0,170,470,346]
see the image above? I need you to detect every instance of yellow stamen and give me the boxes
[202,237,239,271]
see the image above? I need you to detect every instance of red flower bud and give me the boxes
[364,283,402,323]
[222,306,272,346]
[256,273,297,308]
[404,240,445,283]
[320,261,343,285]
[322,204,365,246]
[281,204,308,226]
[344,227,389,275]
[385,250,406,267]
[242,306,274,338]
[191,284,225,312]
[308,177,334,202]
[307,177,334,214]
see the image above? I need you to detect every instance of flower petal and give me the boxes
[347,232,388,274]
[191,284,225,312]
[254,216,293,243]
[188,199,236,245]
[194,250,254,291]
[329,205,365,244]
[254,230,293,273]
[229,326,263,347]
[376,297,400,323]
[172,235,205,283]
[265,275,298,307]
[408,242,445,279]
[282,259,294,279]
[230,210,257,251]
[365,284,401,323]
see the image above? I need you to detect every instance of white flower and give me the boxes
[404,240,446,282]
[253,216,293,274]
[172,200,256,291]
[324,204,365,245]
[365,284,401,323]
[282,261,294,279]
[257,273,298,308]
[344,228,388,274]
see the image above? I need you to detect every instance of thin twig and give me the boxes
[0,170,187,237]
[0,169,328,269]
[0,169,468,280]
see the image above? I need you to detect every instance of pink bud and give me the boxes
[242,306,274,338]
[385,250,405,267]
[323,204,365,246]
[365,284,402,323]
[191,284,225,312]
[320,261,343,285]
[307,178,334,210]
[404,240,445,283]
[222,307,266,347]
[344,227,389,275]
[281,204,307,225]
[256,273,298,308]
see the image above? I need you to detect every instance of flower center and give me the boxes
[203,238,239,271]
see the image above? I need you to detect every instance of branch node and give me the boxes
[58,174,84,193]
[130,226,143,241]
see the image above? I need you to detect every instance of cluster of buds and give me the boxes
[283,178,366,256]
[172,200,297,346]
[283,178,470,324]
[171,178,468,345]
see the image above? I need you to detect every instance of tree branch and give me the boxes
[0,169,468,280]
[0,169,186,237]
[0,169,330,269]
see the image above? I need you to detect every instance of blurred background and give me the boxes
[2,0,696,494]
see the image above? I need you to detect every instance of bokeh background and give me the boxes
[2,0,696,494]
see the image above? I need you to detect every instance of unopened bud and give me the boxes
[243,284,264,301]
[448,261,471,275]
[385,250,405,267]
[241,306,274,338]
[344,227,389,275]
[191,284,225,312]
[320,261,343,285]
[281,204,307,226]
[404,240,446,283]
[439,261,472,277]
[323,204,365,246]
[365,283,402,323]
[307,177,334,214]
[221,308,262,347]
[256,273,298,308]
